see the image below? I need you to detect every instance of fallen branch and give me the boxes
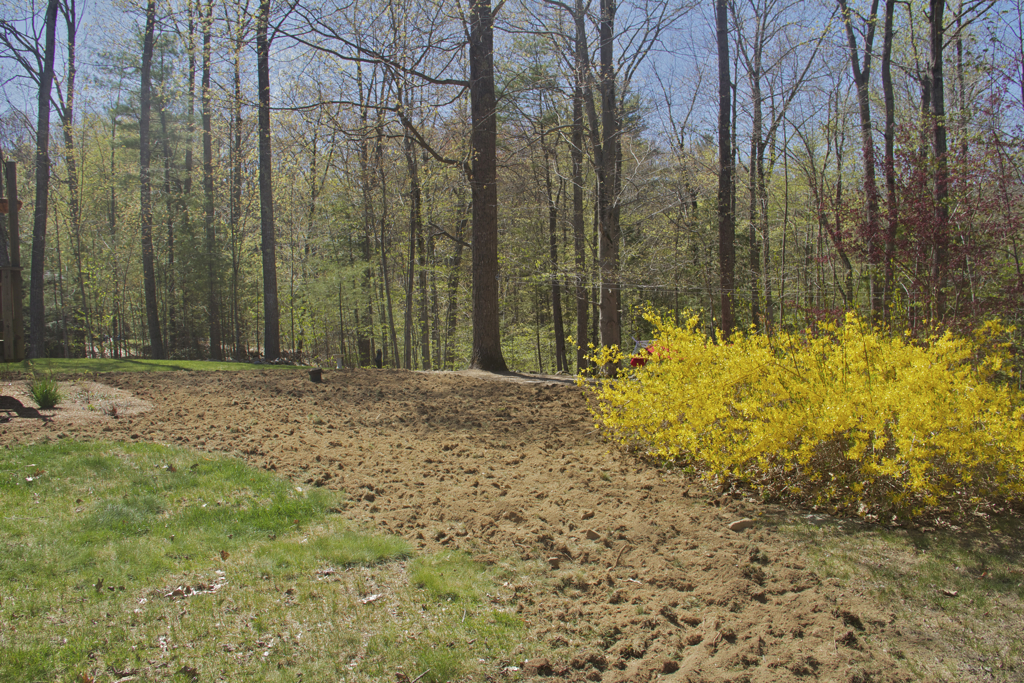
[610,542,631,569]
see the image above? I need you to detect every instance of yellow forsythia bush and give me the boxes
[579,312,1024,518]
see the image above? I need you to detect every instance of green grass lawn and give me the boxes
[0,441,530,682]
[3,357,303,375]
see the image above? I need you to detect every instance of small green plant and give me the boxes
[27,375,62,409]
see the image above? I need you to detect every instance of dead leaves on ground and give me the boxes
[165,572,227,599]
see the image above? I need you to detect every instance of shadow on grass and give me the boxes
[115,358,198,372]
[764,507,1024,589]
[764,505,1024,682]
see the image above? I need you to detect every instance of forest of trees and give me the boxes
[2,0,1023,372]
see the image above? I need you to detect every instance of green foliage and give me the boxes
[582,311,1024,518]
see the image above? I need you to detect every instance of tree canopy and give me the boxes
[3,0,1024,369]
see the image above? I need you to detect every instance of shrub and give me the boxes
[580,312,1024,519]
[28,375,63,410]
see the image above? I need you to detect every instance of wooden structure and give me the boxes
[1,161,25,362]
[0,267,25,361]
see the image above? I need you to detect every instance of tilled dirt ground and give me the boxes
[1,369,912,682]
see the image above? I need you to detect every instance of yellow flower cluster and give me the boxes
[579,312,1024,517]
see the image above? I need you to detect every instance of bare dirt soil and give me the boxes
[1,369,912,682]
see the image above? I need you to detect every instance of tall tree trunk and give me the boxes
[376,116,399,366]
[882,0,897,322]
[159,86,176,356]
[597,0,621,360]
[748,121,761,330]
[27,0,60,358]
[53,210,69,356]
[403,124,417,369]
[572,0,588,372]
[257,0,280,360]
[428,226,439,369]
[229,6,246,359]
[165,0,195,354]
[548,197,567,373]
[185,0,196,198]
[778,116,789,323]
[106,106,119,359]
[468,0,507,371]
[834,138,855,306]
[139,0,165,359]
[542,126,567,373]
[380,197,398,368]
[761,129,774,329]
[716,0,735,339]
[929,0,950,319]
[355,63,378,367]
[202,0,222,359]
[59,2,93,357]
[416,172,430,369]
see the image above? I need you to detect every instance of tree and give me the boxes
[881,0,897,322]
[733,0,827,331]
[140,0,166,359]
[595,0,621,360]
[201,0,221,359]
[717,0,736,339]
[928,0,951,319]
[837,0,883,319]
[468,0,508,371]
[26,0,60,358]
[257,0,280,360]
[570,0,589,371]
[53,0,93,357]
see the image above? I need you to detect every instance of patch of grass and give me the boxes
[366,552,529,683]
[410,550,490,603]
[27,374,63,408]
[0,441,528,682]
[777,514,1024,683]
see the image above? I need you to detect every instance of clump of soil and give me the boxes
[1,369,910,682]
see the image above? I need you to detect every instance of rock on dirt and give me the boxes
[728,518,756,532]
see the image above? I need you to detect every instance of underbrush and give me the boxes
[580,312,1024,520]
[0,441,528,682]
[3,357,303,376]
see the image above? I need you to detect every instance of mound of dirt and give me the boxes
[1,369,910,682]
